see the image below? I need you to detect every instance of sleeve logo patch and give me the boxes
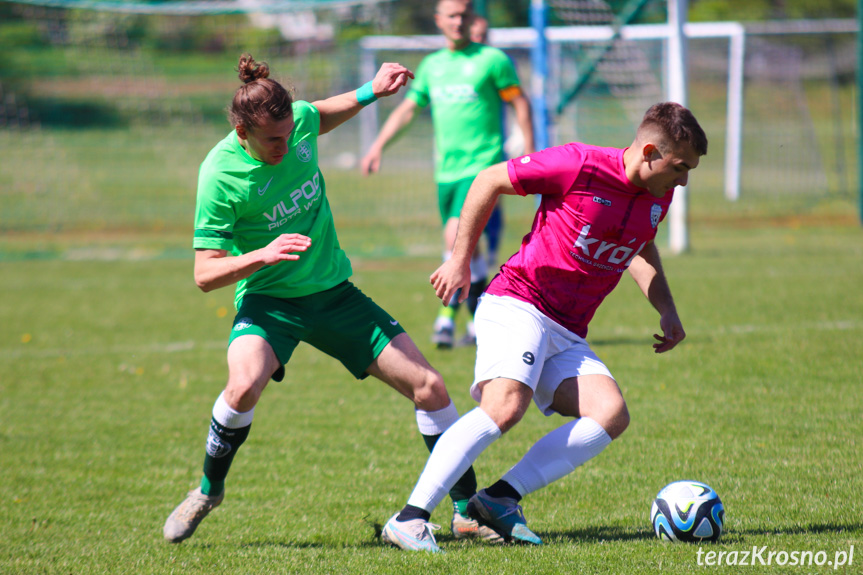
[650,204,663,228]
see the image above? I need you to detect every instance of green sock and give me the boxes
[438,305,456,320]
[422,433,478,507]
[453,499,469,515]
[200,475,222,497]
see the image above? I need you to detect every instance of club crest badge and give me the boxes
[296,140,313,163]
[650,204,663,229]
[206,429,232,458]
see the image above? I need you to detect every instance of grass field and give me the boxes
[1,224,861,574]
[2,9,861,573]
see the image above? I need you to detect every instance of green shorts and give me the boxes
[437,175,477,224]
[228,281,406,382]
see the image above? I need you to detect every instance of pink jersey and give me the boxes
[486,142,673,338]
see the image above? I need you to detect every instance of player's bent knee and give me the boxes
[478,378,532,433]
[223,378,267,411]
[411,369,449,411]
[483,398,529,433]
[494,407,526,434]
[604,402,630,440]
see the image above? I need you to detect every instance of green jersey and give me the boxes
[407,42,521,184]
[193,100,352,309]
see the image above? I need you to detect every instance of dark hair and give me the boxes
[437,0,473,13]
[639,102,708,156]
[228,54,294,129]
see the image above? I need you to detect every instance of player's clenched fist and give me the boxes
[372,63,414,99]
[430,258,470,306]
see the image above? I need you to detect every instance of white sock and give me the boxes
[212,392,255,428]
[415,401,459,436]
[502,417,611,497]
[407,408,501,511]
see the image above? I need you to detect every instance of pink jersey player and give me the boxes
[383,103,708,553]
[487,142,673,338]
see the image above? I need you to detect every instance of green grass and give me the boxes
[1,225,861,574]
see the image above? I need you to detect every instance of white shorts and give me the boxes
[471,294,614,416]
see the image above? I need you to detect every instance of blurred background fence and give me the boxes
[0,0,857,260]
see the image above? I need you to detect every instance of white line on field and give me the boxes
[589,319,863,340]
[2,320,861,361]
[1,340,226,360]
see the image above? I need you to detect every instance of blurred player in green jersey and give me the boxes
[361,0,535,348]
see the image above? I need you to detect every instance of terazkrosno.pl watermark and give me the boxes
[696,546,854,569]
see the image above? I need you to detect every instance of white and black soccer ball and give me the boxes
[650,480,724,543]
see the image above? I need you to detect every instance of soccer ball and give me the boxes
[650,480,724,543]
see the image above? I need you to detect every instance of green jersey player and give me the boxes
[163,54,496,545]
[361,0,535,348]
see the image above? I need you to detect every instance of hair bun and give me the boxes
[237,53,270,84]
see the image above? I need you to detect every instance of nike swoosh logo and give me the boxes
[258,176,274,196]
[390,320,399,325]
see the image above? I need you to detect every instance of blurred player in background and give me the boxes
[361,0,535,349]
[381,102,707,552]
[163,53,493,545]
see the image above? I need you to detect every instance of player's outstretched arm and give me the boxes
[360,98,418,175]
[431,162,516,305]
[194,234,311,292]
[628,242,685,353]
[313,62,413,136]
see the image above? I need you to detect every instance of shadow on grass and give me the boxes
[229,521,862,550]
[237,518,390,550]
[552,522,862,547]
[239,539,398,551]
[560,522,863,545]
[436,525,655,545]
[549,525,656,544]
[452,522,862,547]
[239,540,328,550]
[719,522,862,544]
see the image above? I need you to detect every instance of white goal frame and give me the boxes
[359,20,745,254]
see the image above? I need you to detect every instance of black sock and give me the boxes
[485,480,522,502]
[201,419,251,496]
[422,433,478,507]
[397,504,431,522]
[467,278,486,316]
[447,288,463,312]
